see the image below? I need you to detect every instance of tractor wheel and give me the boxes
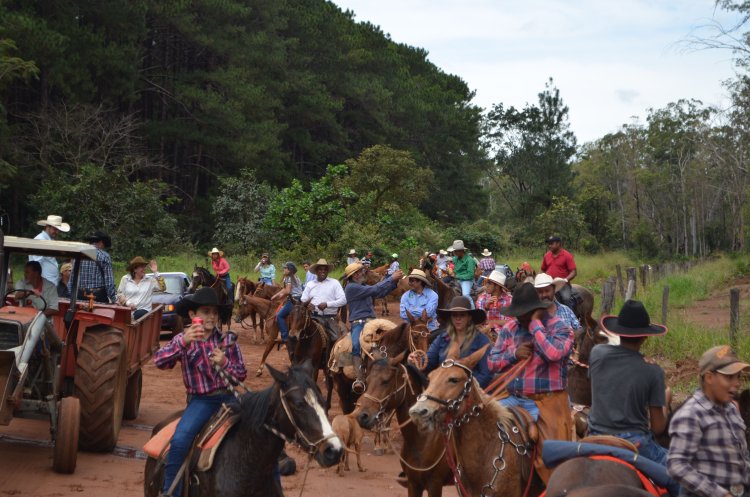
[75,325,127,452]
[123,368,142,420]
[53,396,80,474]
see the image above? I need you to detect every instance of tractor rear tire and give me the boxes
[123,368,142,420]
[53,396,80,474]
[75,325,127,452]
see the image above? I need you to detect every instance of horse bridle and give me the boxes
[264,385,337,455]
[416,359,482,432]
[359,362,414,423]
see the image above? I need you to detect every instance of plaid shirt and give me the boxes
[668,389,750,497]
[475,291,512,322]
[479,256,496,272]
[74,248,116,302]
[153,328,247,395]
[487,314,574,395]
[554,301,580,330]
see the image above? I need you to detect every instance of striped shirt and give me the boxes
[668,389,750,497]
[479,257,496,272]
[487,314,574,395]
[153,328,247,395]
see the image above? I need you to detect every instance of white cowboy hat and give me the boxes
[348,249,357,255]
[439,249,448,255]
[391,253,398,259]
[533,273,566,291]
[208,247,224,257]
[452,240,466,251]
[37,215,70,232]
[487,270,508,289]
[481,248,492,257]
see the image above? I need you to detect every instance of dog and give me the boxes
[331,413,365,475]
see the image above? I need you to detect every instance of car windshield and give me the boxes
[150,276,182,294]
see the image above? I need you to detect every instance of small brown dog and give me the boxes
[331,413,365,475]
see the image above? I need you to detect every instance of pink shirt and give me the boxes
[541,249,576,279]
[212,257,230,277]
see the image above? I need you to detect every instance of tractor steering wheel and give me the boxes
[4,289,47,313]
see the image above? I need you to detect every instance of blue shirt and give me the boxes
[344,277,397,321]
[400,288,439,330]
[387,261,400,276]
[426,331,492,389]
[554,300,580,330]
[30,230,59,285]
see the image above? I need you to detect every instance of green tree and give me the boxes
[212,169,273,253]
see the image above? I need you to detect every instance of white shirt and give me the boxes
[15,277,59,312]
[300,277,347,316]
[29,231,59,285]
[118,274,162,312]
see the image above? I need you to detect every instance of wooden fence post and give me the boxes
[730,288,740,350]
[601,276,616,315]
[626,267,637,298]
[625,279,636,301]
[616,265,625,299]
[661,286,669,325]
[639,265,649,290]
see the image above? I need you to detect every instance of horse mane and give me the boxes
[472,377,514,431]
[405,362,429,388]
[236,386,276,436]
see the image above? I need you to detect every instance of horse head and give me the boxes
[409,344,489,432]
[265,360,343,468]
[355,350,410,430]
[405,310,431,353]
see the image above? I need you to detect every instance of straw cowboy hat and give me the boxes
[86,230,112,249]
[600,300,667,337]
[533,273,566,292]
[439,249,448,255]
[175,287,232,322]
[452,240,466,251]
[309,258,335,272]
[207,247,224,257]
[699,345,750,376]
[126,256,149,272]
[348,249,357,255]
[437,296,486,324]
[486,270,508,289]
[500,283,552,317]
[343,262,364,279]
[37,215,70,232]
[407,269,430,286]
[481,248,492,257]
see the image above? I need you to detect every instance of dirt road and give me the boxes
[0,301,459,497]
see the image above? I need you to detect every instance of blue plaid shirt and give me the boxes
[554,300,580,330]
[71,248,116,302]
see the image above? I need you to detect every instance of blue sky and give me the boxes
[331,0,745,144]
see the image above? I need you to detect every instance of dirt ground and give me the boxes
[0,301,459,497]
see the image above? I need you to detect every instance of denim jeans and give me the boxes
[459,280,474,307]
[163,393,233,496]
[133,309,148,320]
[499,395,540,421]
[260,277,274,285]
[276,299,293,340]
[220,273,233,300]
[350,320,366,356]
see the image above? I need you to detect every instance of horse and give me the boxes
[355,335,451,496]
[545,457,657,497]
[235,294,277,345]
[409,345,544,497]
[143,360,343,497]
[189,266,232,328]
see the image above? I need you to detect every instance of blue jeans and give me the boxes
[459,280,474,306]
[163,393,233,496]
[220,273,233,300]
[277,299,293,340]
[260,277,274,285]
[350,320,366,356]
[499,395,540,421]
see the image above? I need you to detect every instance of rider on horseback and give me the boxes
[533,273,580,331]
[209,247,233,300]
[541,235,577,310]
[300,258,347,341]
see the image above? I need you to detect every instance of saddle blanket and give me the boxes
[328,319,397,379]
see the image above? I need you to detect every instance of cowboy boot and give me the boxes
[351,355,366,394]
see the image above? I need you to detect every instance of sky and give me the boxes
[331,0,746,144]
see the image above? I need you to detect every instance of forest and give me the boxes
[1,0,750,263]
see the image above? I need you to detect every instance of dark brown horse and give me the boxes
[143,361,342,497]
[409,345,544,497]
[188,266,231,329]
[546,457,652,497]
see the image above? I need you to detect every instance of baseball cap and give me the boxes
[699,345,750,376]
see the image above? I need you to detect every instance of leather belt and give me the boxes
[351,318,372,325]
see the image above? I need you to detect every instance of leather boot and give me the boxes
[351,355,366,394]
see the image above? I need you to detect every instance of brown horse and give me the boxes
[545,457,652,497]
[188,266,231,329]
[355,347,451,496]
[409,345,544,497]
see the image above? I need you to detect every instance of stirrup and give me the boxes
[352,379,366,394]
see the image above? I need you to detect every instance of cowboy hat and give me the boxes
[533,273,566,292]
[699,345,750,376]
[176,287,232,321]
[500,283,552,317]
[348,249,357,255]
[437,296,486,324]
[600,300,667,337]
[127,256,149,272]
[486,270,508,289]
[343,262,364,279]
[391,253,398,259]
[86,230,112,249]
[208,247,224,257]
[406,269,430,286]
[452,240,466,251]
[439,249,448,255]
[309,258,334,272]
[37,215,70,232]
[447,246,455,253]
[481,248,492,257]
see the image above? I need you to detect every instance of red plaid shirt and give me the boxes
[153,328,247,395]
[487,314,574,395]
[475,291,512,322]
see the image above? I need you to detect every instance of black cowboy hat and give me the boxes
[500,282,552,317]
[600,300,667,337]
[437,296,487,324]
[176,287,233,322]
[86,230,112,249]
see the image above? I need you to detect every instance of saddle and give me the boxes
[328,319,397,379]
[143,404,239,475]
[310,315,344,345]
